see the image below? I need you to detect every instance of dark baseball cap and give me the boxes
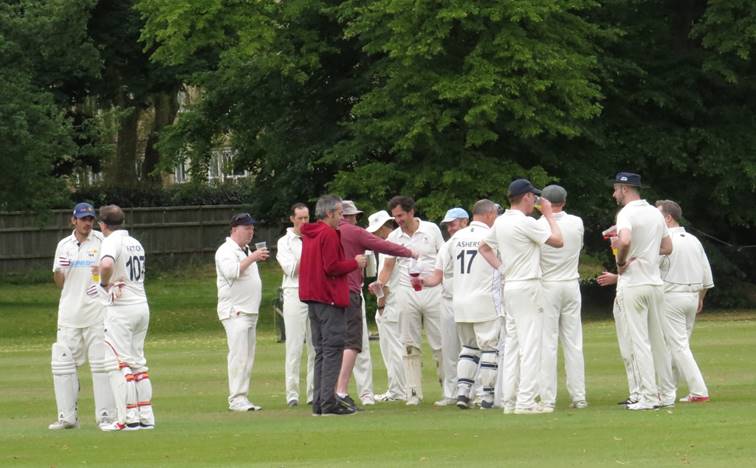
[231,213,256,227]
[609,171,642,187]
[508,179,542,197]
[73,202,96,219]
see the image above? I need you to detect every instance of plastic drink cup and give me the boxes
[255,241,267,250]
[91,272,100,283]
[369,281,385,299]
[534,196,542,211]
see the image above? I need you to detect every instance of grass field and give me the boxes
[1,263,755,466]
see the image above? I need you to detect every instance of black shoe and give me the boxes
[479,400,494,410]
[312,403,321,416]
[321,403,357,416]
[340,394,362,411]
[617,398,638,405]
[456,395,470,409]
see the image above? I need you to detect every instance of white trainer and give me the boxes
[626,401,657,411]
[433,397,456,407]
[405,391,421,406]
[374,392,401,402]
[360,395,376,406]
[99,421,127,432]
[229,401,262,412]
[514,404,548,415]
[48,420,79,430]
[570,400,589,409]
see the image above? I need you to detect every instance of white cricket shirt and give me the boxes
[386,219,444,288]
[99,230,148,306]
[481,209,550,286]
[435,237,455,299]
[53,230,105,327]
[276,228,302,289]
[660,227,714,293]
[215,237,262,320]
[538,212,583,282]
[438,221,499,322]
[615,200,669,286]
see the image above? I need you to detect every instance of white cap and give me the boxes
[342,200,363,216]
[366,210,393,233]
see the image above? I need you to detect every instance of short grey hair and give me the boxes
[315,194,343,219]
[472,199,498,215]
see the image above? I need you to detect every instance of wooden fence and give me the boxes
[0,205,284,275]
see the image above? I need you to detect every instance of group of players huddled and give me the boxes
[48,171,714,427]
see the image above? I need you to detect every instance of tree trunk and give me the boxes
[142,89,180,186]
[104,102,139,186]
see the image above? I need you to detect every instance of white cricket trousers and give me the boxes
[375,301,406,399]
[221,312,258,407]
[440,296,460,400]
[619,284,675,406]
[353,295,374,400]
[662,292,708,397]
[398,284,443,400]
[539,280,586,407]
[500,281,543,411]
[613,294,640,402]
[105,303,150,372]
[282,288,314,404]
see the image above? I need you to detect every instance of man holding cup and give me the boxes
[335,200,414,408]
[215,213,270,412]
[383,196,445,405]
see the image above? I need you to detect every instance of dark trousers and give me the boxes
[308,302,346,411]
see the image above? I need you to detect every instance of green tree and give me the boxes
[0,0,100,211]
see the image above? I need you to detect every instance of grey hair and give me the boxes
[315,194,343,219]
[472,199,498,215]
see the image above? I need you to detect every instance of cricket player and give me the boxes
[610,172,675,410]
[95,205,154,431]
[537,185,588,410]
[479,179,563,414]
[424,200,501,409]
[434,207,469,407]
[216,213,270,412]
[656,200,713,403]
[366,210,406,402]
[49,202,115,430]
[383,196,445,405]
[597,271,640,405]
[276,203,315,407]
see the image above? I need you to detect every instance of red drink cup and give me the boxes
[410,273,422,291]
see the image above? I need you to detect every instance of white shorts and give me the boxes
[104,303,150,372]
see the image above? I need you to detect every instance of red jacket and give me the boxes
[299,220,358,308]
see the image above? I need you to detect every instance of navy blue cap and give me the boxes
[73,202,96,219]
[231,213,256,227]
[610,172,642,187]
[508,179,541,198]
